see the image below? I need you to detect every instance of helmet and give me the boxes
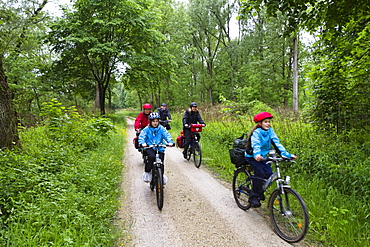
[143,103,152,109]
[190,102,198,107]
[253,112,274,123]
[161,103,167,106]
[148,112,160,120]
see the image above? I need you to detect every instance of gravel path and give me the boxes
[119,118,303,247]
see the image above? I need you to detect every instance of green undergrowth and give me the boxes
[0,101,127,246]
[169,110,369,247]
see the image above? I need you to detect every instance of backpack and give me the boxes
[229,133,248,167]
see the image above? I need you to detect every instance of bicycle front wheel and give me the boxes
[193,142,202,168]
[186,146,192,161]
[268,187,309,243]
[232,167,252,210]
[155,168,164,210]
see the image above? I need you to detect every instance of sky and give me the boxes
[44,0,72,17]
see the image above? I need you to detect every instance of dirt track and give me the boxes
[118,118,301,247]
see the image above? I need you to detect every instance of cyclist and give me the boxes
[134,103,152,134]
[157,103,172,130]
[139,112,174,183]
[245,112,296,208]
[182,102,206,159]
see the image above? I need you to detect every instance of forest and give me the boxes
[0,0,369,246]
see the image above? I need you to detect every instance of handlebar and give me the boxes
[141,144,174,148]
[261,156,296,163]
[185,124,206,128]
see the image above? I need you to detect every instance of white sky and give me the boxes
[44,0,73,17]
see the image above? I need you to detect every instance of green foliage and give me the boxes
[39,99,116,150]
[240,0,370,133]
[0,105,126,245]
[219,96,275,118]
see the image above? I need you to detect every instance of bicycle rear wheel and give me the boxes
[268,187,309,243]
[155,168,164,210]
[232,167,252,210]
[193,142,202,168]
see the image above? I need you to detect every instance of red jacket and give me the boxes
[134,112,150,130]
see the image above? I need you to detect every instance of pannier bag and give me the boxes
[133,136,139,149]
[190,124,203,132]
[229,133,248,167]
[176,131,185,148]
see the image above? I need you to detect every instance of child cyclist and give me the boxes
[139,112,174,184]
[245,112,296,208]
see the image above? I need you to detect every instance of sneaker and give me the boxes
[142,172,152,183]
[182,151,187,159]
[163,175,168,185]
[248,198,261,208]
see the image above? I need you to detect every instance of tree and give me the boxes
[0,0,49,148]
[244,0,370,131]
[239,0,303,111]
[187,0,228,105]
[46,0,163,115]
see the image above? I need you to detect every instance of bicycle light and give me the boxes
[284,176,290,185]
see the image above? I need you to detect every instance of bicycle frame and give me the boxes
[262,159,290,192]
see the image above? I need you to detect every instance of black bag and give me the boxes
[229,133,248,166]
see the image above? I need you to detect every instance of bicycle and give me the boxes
[185,124,205,168]
[159,119,172,130]
[232,150,309,243]
[143,144,171,210]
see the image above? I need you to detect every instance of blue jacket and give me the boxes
[245,127,292,158]
[138,125,174,153]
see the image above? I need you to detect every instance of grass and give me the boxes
[0,111,128,246]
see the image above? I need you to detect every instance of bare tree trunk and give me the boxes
[0,56,20,149]
[292,36,299,111]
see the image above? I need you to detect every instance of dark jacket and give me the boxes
[157,108,172,121]
[182,109,205,127]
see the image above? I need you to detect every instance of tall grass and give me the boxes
[0,105,128,246]
[169,110,370,247]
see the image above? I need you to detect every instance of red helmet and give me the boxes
[143,103,152,109]
[253,112,273,123]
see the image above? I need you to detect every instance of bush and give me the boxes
[0,102,126,246]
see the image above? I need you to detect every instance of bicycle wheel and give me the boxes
[268,187,309,243]
[155,168,164,210]
[232,167,253,210]
[193,142,202,168]
[150,172,155,191]
[186,146,192,161]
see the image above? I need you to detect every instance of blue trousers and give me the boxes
[246,157,273,200]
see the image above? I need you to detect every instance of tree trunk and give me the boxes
[95,83,100,111]
[0,55,20,149]
[292,36,299,111]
